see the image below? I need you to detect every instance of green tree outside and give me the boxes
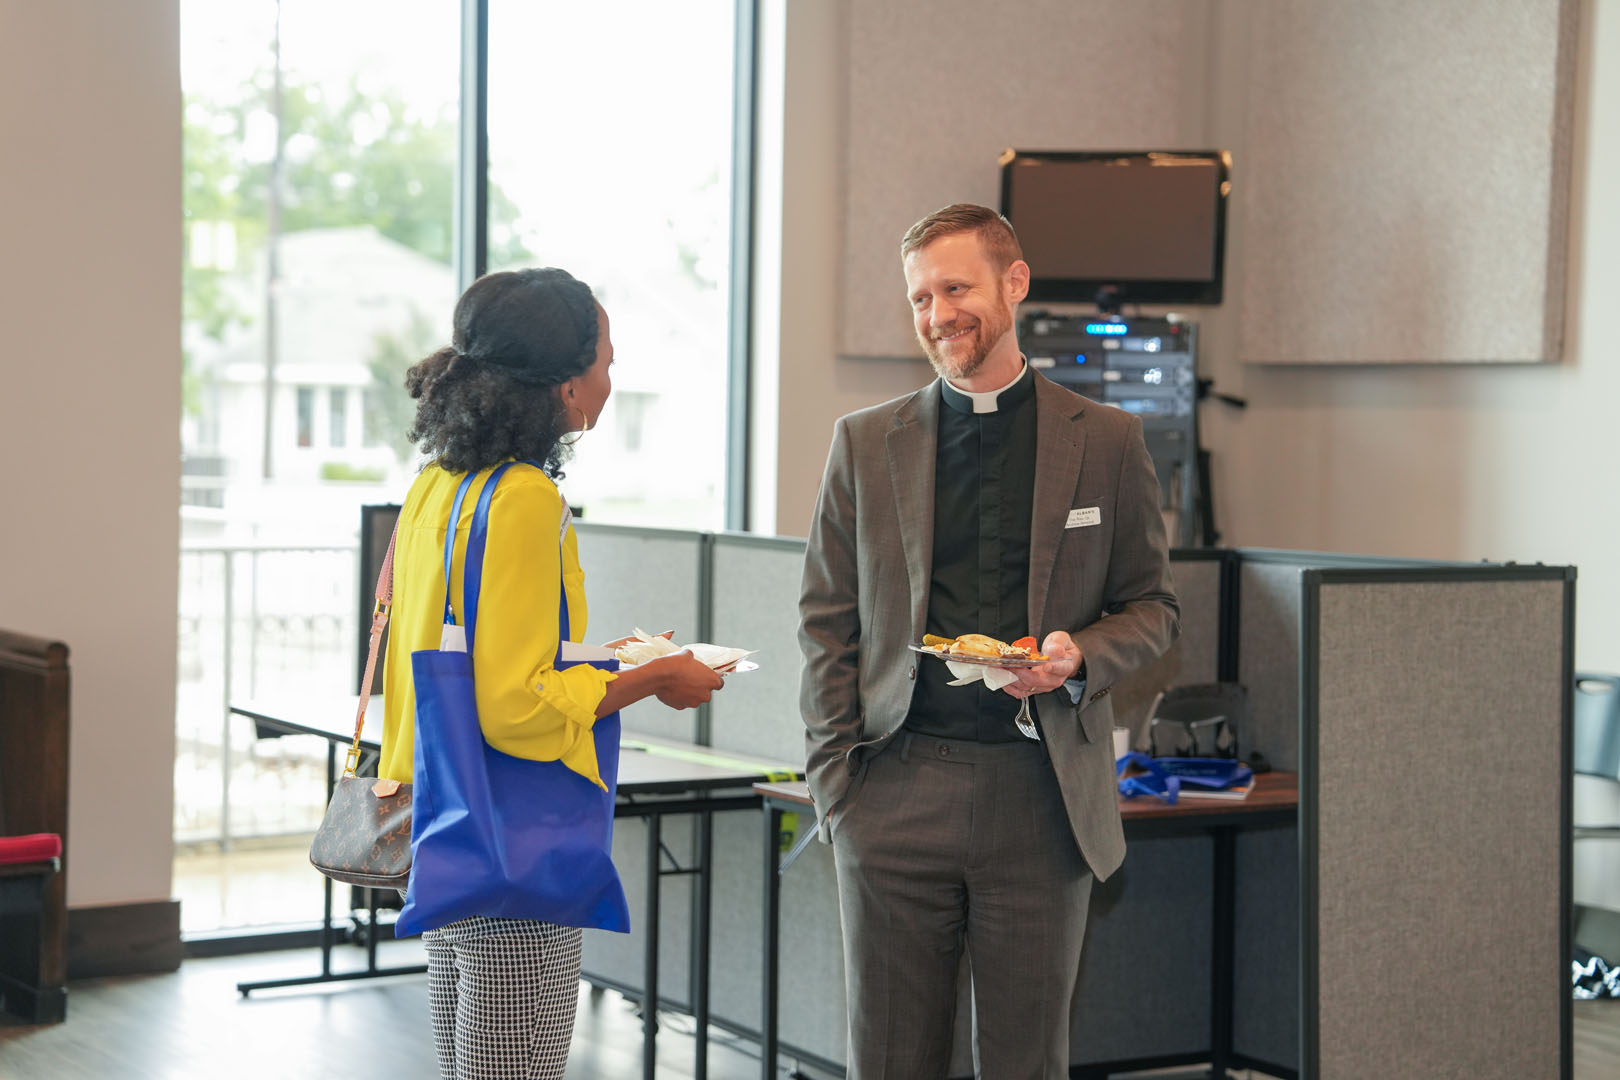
[182,71,532,429]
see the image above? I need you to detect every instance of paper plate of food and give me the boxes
[612,629,758,675]
[909,633,1051,669]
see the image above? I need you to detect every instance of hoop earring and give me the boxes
[559,405,588,446]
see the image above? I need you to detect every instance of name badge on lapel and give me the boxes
[1066,507,1101,529]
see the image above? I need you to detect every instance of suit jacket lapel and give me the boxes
[886,385,938,643]
[1028,375,1087,633]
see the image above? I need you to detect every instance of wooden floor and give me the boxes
[2,945,1617,1078]
[0,943,832,1080]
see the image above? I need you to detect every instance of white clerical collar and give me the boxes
[945,359,1030,414]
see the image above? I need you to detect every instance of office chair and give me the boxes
[1144,682,1249,761]
[1573,672,1620,996]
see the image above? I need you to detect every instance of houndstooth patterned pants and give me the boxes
[423,915,585,1080]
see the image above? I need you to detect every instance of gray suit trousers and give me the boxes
[831,732,1093,1079]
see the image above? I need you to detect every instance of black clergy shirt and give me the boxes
[906,363,1038,742]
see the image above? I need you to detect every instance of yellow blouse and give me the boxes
[379,463,616,790]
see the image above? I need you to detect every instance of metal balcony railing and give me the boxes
[177,543,356,848]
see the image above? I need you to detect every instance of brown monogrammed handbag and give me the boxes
[308,524,413,890]
[309,773,412,889]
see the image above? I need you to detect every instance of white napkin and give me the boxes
[945,661,1020,691]
[614,628,756,671]
[614,628,681,665]
[684,642,757,671]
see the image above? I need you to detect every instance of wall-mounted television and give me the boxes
[998,149,1231,310]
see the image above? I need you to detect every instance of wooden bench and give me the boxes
[0,629,70,1023]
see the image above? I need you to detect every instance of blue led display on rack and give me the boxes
[1085,323,1128,336]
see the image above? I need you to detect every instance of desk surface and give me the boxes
[232,696,800,795]
[755,771,1299,820]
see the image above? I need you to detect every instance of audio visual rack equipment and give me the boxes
[1020,312,1204,547]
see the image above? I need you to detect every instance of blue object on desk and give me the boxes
[1116,751,1252,805]
[398,461,631,937]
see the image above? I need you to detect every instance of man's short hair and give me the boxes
[900,203,1024,272]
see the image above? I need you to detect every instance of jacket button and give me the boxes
[907,666,916,680]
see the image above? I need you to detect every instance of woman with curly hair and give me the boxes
[378,267,723,1080]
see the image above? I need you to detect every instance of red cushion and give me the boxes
[0,833,62,865]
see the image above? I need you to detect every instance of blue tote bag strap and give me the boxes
[1117,751,1182,803]
[440,470,480,629]
[461,460,521,653]
[440,471,477,623]
[439,460,520,648]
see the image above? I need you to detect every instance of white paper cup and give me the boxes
[1112,726,1131,760]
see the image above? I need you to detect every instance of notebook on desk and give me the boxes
[1175,783,1253,801]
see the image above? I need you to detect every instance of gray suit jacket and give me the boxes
[797,372,1179,881]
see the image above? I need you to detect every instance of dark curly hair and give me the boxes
[405,268,601,477]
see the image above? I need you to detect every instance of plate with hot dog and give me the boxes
[909,633,1051,669]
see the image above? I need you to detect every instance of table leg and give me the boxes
[644,812,661,1080]
[238,739,436,997]
[366,888,380,970]
[1210,825,1236,1077]
[695,809,713,1080]
[321,742,336,978]
[762,805,783,1080]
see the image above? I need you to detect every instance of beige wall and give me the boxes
[1206,0,1617,670]
[755,0,935,534]
[0,0,181,907]
[764,0,1620,672]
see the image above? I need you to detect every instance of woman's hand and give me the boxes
[595,646,722,717]
[648,649,725,710]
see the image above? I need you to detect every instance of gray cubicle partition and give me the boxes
[706,533,808,763]
[572,522,707,1011]
[357,503,401,694]
[1227,553,1574,1078]
[697,543,1240,1073]
[705,532,855,1069]
[563,525,1574,1079]
[1300,566,1573,1080]
[1110,550,1228,750]
[1238,550,1439,773]
[572,521,706,744]
[1066,549,1231,1070]
[1229,550,1453,1076]
[705,533,835,1055]
[1228,550,1363,1074]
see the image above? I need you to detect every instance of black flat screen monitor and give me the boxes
[999,149,1230,307]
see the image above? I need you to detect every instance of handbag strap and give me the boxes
[343,521,398,776]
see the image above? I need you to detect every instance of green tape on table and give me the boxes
[620,738,797,782]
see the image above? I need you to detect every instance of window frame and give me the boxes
[455,0,756,530]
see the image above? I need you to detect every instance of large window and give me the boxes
[178,1,747,934]
[179,0,459,932]
[486,1,738,530]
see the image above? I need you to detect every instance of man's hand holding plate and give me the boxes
[1005,631,1081,698]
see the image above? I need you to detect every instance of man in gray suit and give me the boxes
[798,203,1179,1078]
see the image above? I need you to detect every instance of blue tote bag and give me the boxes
[395,461,631,937]
[1115,751,1252,805]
